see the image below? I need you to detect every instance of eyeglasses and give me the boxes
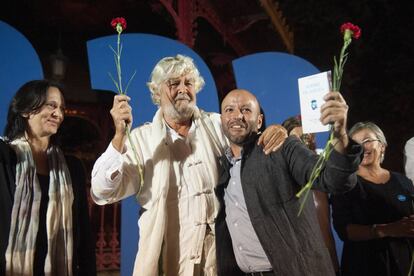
[360,138,381,146]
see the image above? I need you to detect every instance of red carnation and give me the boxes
[340,22,361,39]
[296,22,362,214]
[111,17,127,31]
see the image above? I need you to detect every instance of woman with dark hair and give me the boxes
[332,121,414,276]
[0,80,96,275]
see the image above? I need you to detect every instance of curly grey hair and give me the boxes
[146,54,205,106]
[349,121,387,162]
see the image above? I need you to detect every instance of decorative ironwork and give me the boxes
[260,0,294,53]
[95,203,121,271]
[157,0,248,55]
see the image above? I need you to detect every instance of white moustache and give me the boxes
[175,94,191,101]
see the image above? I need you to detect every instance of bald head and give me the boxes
[221,89,260,112]
[221,89,263,148]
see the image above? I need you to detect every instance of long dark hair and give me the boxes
[4,79,64,141]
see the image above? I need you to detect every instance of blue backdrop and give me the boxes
[232,51,329,148]
[0,21,43,133]
[0,20,341,275]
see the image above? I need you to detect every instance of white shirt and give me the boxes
[404,137,414,183]
[223,151,272,273]
[91,108,227,276]
[162,123,217,275]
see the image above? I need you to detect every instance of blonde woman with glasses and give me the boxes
[332,121,414,276]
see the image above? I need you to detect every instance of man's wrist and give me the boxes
[370,224,379,238]
[112,134,127,153]
[332,132,349,154]
[334,131,348,144]
[371,224,385,239]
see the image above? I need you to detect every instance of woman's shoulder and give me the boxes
[0,138,16,164]
[389,171,414,189]
[0,137,9,150]
[334,175,365,198]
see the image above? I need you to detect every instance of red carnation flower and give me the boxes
[108,16,142,193]
[340,22,361,39]
[296,22,362,215]
[111,17,127,31]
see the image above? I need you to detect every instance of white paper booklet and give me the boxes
[298,71,331,133]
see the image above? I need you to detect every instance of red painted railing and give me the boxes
[87,187,121,271]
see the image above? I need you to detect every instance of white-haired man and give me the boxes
[91,55,286,275]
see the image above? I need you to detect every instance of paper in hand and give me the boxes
[298,71,331,133]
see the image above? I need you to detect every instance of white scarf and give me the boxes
[132,108,226,275]
[5,138,74,276]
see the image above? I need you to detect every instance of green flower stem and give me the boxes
[110,23,143,194]
[116,31,123,94]
[296,30,356,216]
[333,37,351,92]
[296,130,335,216]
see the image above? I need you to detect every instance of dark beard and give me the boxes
[224,128,258,147]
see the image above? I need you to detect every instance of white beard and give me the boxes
[163,101,195,122]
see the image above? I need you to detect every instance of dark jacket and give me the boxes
[332,173,414,276]
[0,139,96,276]
[215,135,361,276]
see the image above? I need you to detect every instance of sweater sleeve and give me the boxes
[281,136,361,194]
[91,141,141,205]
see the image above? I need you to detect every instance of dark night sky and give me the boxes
[279,0,414,173]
